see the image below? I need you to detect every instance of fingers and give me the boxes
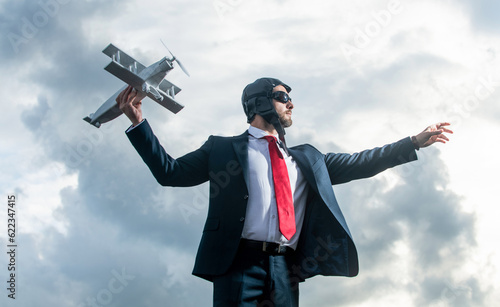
[437,133,450,142]
[441,127,453,134]
[116,86,125,105]
[126,86,137,103]
[117,85,144,110]
[115,85,144,125]
[116,85,133,108]
[426,122,453,135]
[418,122,453,148]
[436,122,453,134]
[430,131,450,144]
[429,130,443,135]
[427,131,447,142]
[131,90,146,105]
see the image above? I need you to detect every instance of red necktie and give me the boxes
[263,136,296,240]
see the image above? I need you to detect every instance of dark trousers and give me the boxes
[213,243,300,307]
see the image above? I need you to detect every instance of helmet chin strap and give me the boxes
[272,118,289,156]
[258,102,289,156]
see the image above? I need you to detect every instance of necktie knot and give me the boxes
[262,135,277,143]
[262,136,283,158]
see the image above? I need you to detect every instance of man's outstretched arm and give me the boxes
[324,122,453,184]
[116,85,211,187]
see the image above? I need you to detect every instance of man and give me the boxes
[117,77,452,306]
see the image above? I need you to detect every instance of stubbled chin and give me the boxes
[280,118,292,128]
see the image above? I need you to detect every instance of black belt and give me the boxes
[240,239,294,255]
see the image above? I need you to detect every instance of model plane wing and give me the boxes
[146,90,184,114]
[102,44,146,74]
[159,79,181,97]
[104,60,145,90]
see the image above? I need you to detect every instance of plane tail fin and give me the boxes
[83,115,101,128]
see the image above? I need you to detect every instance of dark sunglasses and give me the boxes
[271,91,292,104]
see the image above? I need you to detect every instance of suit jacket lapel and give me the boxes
[287,147,320,195]
[232,131,250,189]
[288,146,354,239]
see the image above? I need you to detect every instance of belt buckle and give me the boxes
[262,242,286,254]
[277,245,286,254]
[262,242,268,252]
[262,242,275,253]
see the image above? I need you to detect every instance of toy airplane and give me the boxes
[84,41,189,128]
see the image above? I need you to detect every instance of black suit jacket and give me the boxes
[127,120,417,281]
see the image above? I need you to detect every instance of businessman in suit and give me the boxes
[117,77,452,306]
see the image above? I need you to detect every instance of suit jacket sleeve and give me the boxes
[324,137,418,185]
[126,119,212,187]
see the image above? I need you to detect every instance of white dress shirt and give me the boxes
[241,126,309,250]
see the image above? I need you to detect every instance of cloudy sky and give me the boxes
[1,0,499,306]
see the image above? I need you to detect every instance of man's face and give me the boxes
[272,85,294,128]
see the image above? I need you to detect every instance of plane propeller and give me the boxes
[160,39,190,77]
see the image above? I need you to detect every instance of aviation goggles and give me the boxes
[271,91,292,104]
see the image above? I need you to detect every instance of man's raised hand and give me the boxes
[117,85,146,126]
[414,122,453,149]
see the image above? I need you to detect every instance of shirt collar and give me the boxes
[248,125,278,140]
